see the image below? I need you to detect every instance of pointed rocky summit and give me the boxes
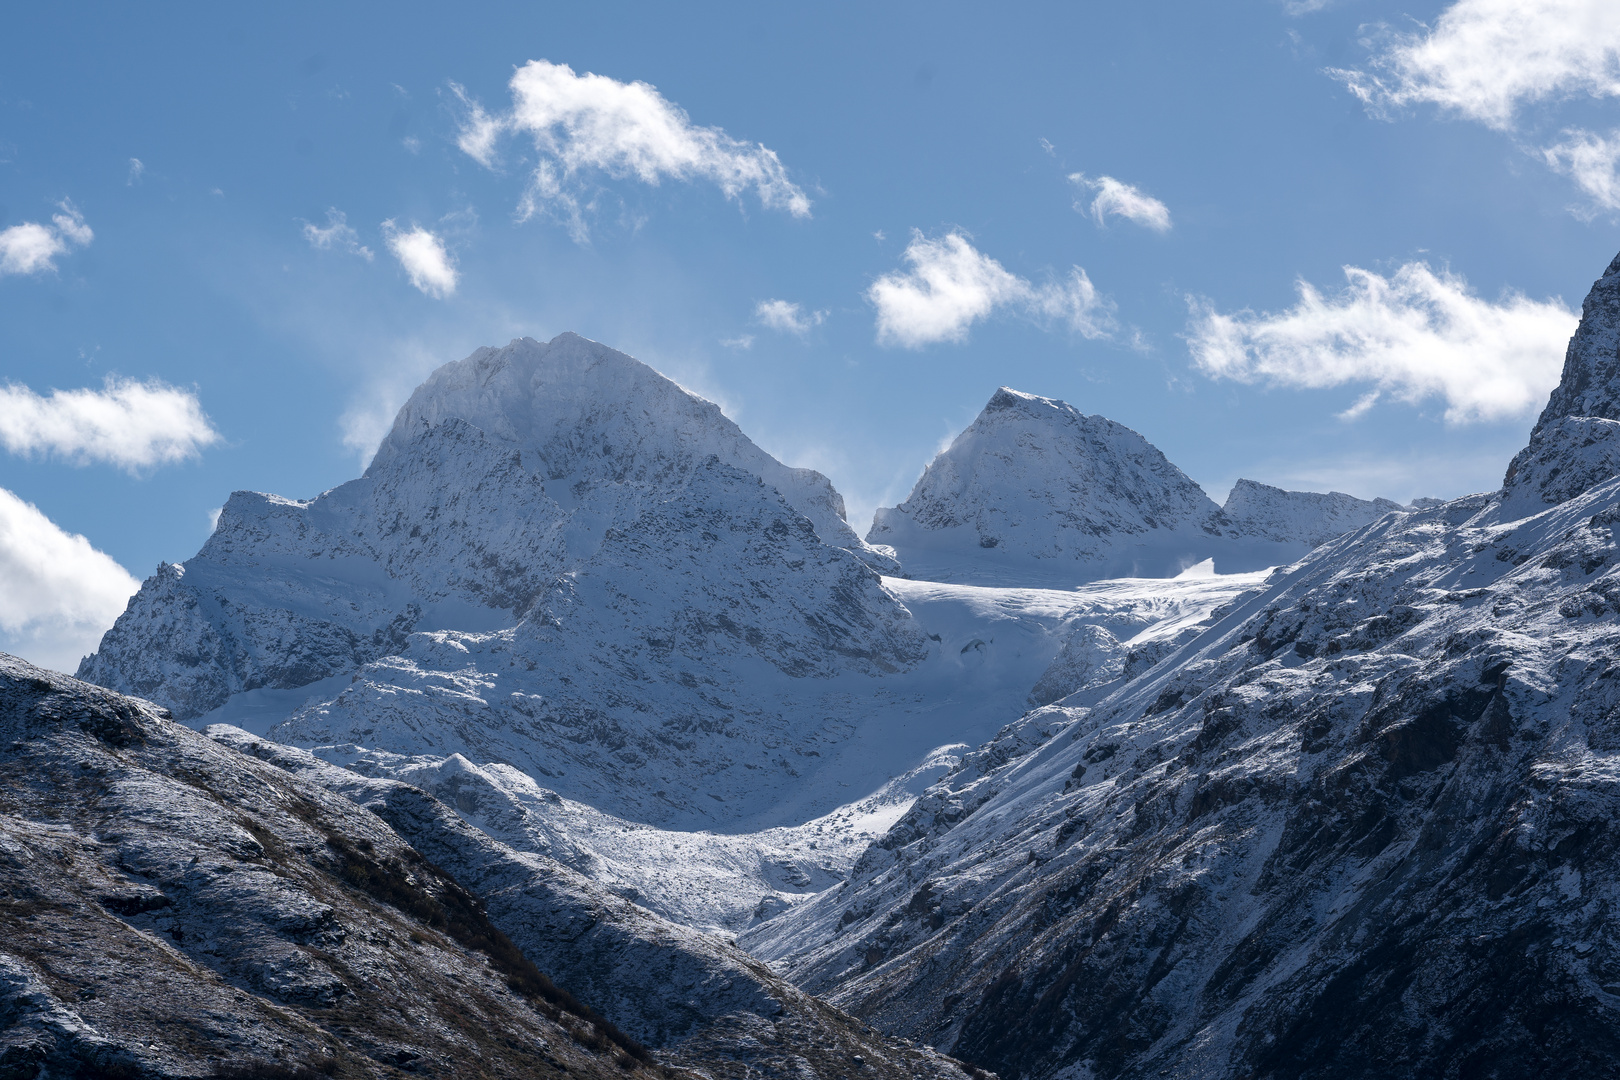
[1503,251,1620,511]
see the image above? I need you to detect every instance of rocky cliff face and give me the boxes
[752,480,1620,1079]
[1504,252,1620,511]
[742,249,1620,1080]
[0,653,979,1080]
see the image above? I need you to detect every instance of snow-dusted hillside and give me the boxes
[268,569,1263,931]
[0,653,979,1080]
[742,249,1620,1080]
[868,388,1404,585]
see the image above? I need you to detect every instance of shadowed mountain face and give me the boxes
[1504,252,1620,512]
[0,653,980,1080]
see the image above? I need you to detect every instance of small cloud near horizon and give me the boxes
[382,220,457,298]
[756,299,827,336]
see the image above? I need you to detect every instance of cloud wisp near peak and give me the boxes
[868,231,1116,349]
[455,59,811,239]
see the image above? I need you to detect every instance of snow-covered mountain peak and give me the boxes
[868,386,1227,584]
[1503,251,1620,512]
[371,332,872,558]
[79,335,911,720]
[1221,478,1403,547]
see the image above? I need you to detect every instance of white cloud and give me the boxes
[382,220,457,298]
[0,377,220,471]
[0,200,92,276]
[1070,174,1173,232]
[868,230,1116,348]
[0,487,138,674]
[720,334,755,350]
[1543,128,1620,212]
[1187,261,1577,423]
[1332,0,1620,132]
[50,202,93,247]
[302,208,374,260]
[127,157,144,185]
[454,60,811,236]
[755,299,827,336]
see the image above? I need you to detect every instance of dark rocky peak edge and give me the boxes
[1528,251,1620,432]
[1503,249,1620,512]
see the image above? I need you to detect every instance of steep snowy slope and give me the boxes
[868,388,1229,583]
[375,332,889,566]
[0,653,979,1080]
[1220,479,1403,549]
[868,388,1402,585]
[80,333,902,720]
[265,570,1262,932]
[745,249,1620,1080]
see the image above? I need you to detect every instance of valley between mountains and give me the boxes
[11,250,1620,1078]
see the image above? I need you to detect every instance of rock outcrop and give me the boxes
[0,652,979,1080]
[1503,251,1620,512]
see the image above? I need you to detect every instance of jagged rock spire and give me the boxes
[1527,252,1620,430]
[1503,251,1620,512]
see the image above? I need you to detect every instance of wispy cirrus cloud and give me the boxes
[0,486,138,674]
[382,220,457,298]
[0,200,92,276]
[1542,128,1620,212]
[1187,262,1576,423]
[301,208,374,260]
[868,231,1116,348]
[453,60,810,239]
[756,299,827,336]
[1069,173,1172,231]
[1329,0,1620,214]
[0,377,220,471]
[1331,0,1620,131]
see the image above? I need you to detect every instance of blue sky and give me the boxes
[3,0,1619,669]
